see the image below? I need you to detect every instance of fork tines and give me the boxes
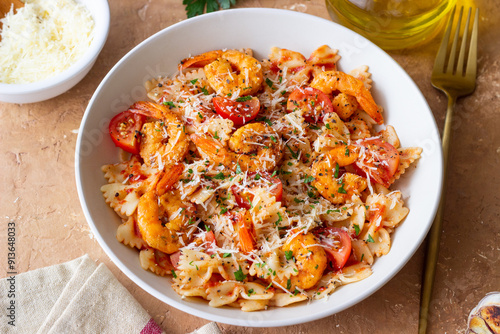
[433,6,479,77]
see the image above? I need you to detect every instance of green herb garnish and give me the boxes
[235,96,252,102]
[234,266,247,282]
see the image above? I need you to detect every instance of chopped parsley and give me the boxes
[274,212,283,227]
[235,95,252,102]
[265,77,274,88]
[163,101,176,108]
[200,86,209,95]
[285,250,294,261]
[171,270,177,278]
[303,175,315,184]
[256,116,273,126]
[223,253,232,258]
[214,172,225,180]
[353,224,360,236]
[285,144,299,159]
[367,234,375,243]
[334,163,340,178]
[235,163,242,174]
[234,266,247,282]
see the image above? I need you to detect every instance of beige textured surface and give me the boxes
[0,0,498,333]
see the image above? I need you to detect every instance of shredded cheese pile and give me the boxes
[0,0,95,84]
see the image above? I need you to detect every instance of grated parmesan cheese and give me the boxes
[0,0,95,84]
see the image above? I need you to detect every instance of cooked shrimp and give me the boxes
[156,163,185,196]
[332,92,359,121]
[191,123,283,173]
[130,101,189,169]
[178,50,223,71]
[204,50,264,96]
[137,168,196,254]
[311,144,367,204]
[310,71,383,125]
[278,232,327,290]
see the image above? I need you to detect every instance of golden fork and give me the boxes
[419,6,479,334]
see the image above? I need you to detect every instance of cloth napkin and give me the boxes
[0,255,221,334]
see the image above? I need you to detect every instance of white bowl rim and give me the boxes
[0,0,110,94]
[75,7,443,327]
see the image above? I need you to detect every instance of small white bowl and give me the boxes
[0,0,110,104]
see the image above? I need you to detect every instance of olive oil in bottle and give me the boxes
[325,0,457,50]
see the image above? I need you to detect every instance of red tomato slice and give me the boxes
[354,138,400,187]
[204,230,217,254]
[213,96,260,126]
[313,227,352,271]
[230,172,283,209]
[170,251,181,269]
[287,87,334,123]
[205,230,216,245]
[230,185,252,209]
[109,111,146,154]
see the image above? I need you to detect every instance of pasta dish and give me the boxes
[101,46,422,311]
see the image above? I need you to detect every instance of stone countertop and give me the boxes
[1,0,498,333]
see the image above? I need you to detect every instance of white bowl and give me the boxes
[0,0,110,103]
[75,8,443,327]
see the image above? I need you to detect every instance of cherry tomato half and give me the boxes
[230,172,283,209]
[170,251,181,269]
[109,111,146,154]
[354,138,400,188]
[213,96,260,126]
[204,230,217,254]
[287,87,334,123]
[313,227,352,271]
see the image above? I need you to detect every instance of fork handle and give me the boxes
[418,93,456,334]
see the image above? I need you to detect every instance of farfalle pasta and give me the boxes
[101,45,422,311]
